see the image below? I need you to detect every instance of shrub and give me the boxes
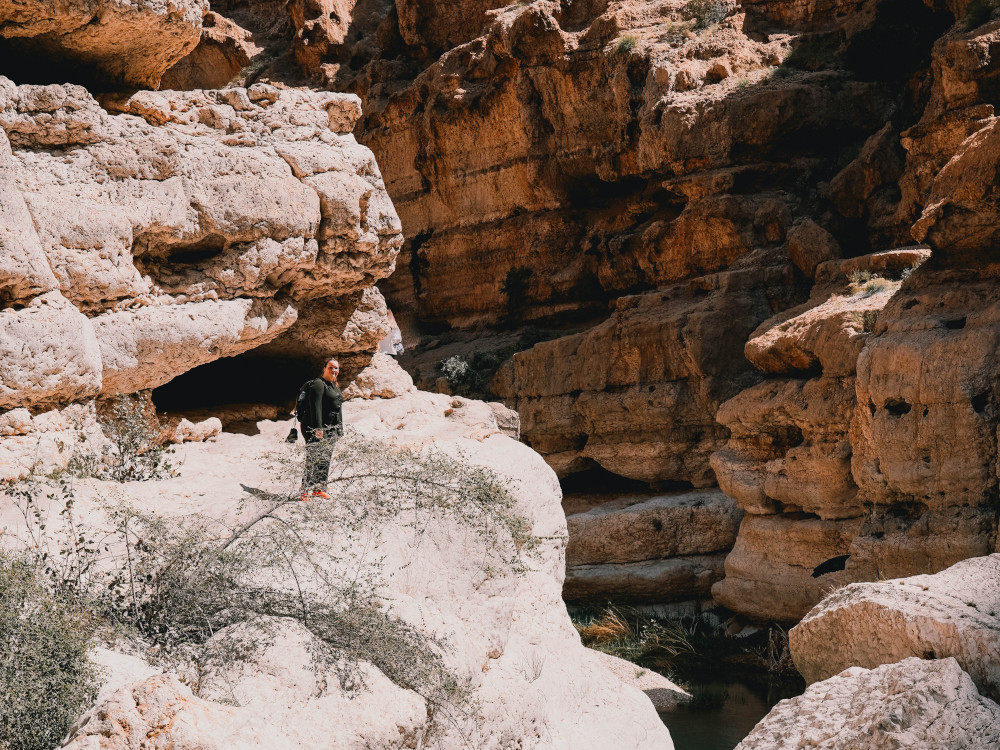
[615,34,638,53]
[440,354,474,391]
[967,0,994,28]
[850,309,879,332]
[0,555,99,750]
[69,394,173,481]
[500,266,534,327]
[686,0,730,29]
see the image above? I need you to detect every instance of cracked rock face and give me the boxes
[0,0,208,88]
[735,657,1000,750]
[0,76,401,418]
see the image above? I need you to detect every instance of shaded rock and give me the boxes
[735,657,1000,750]
[565,554,727,604]
[496,266,799,486]
[566,489,741,566]
[93,298,297,394]
[712,376,859,519]
[590,650,690,711]
[161,11,263,90]
[786,219,840,279]
[790,554,1000,702]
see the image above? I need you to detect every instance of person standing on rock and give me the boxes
[298,358,343,501]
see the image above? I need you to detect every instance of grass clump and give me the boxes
[850,309,879,332]
[0,555,99,750]
[574,606,694,665]
[615,34,639,53]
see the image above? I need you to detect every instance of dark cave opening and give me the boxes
[152,352,319,415]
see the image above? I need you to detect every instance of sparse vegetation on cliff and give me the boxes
[0,555,99,750]
[3,434,536,732]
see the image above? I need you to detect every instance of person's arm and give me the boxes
[308,380,325,435]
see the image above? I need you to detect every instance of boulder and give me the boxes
[342,352,415,400]
[790,554,1000,702]
[735,657,1000,750]
[0,292,102,410]
[0,0,207,88]
[566,489,742,566]
[565,554,727,603]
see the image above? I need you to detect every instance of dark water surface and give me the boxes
[658,679,800,750]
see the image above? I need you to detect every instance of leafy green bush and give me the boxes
[0,555,99,750]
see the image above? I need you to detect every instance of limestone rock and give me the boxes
[171,417,223,442]
[565,554,727,604]
[851,267,1000,510]
[735,657,1000,750]
[496,267,798,486]
[786,219,840,279]
[0,77,402,411]
[0,0,207,88]
[342,352,414,400]
[790,554,1000,702]
[713,507,997,623]
[590,650,690,711]
[22,390,674,749]
[0,292,102,410]
[93,299,297,394]
[160,12,263,90]
[566,489,741,566]
[712,376,859,519]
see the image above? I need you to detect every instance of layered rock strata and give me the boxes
[563,488,741,606]
[0,73,402,478]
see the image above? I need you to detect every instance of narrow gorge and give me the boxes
[0,0,999,748]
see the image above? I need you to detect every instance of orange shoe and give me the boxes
[299,491,311,502]
[310,489,331,500]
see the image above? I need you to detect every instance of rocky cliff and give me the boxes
[154,0,1000,621]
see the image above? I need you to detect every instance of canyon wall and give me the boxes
[12,0,1000,623]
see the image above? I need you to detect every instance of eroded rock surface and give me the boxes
[30,391,675,749]
[0,0,207,88]
[0,77,401,425]
[735,657,1000,750]
[790,554,1000,702]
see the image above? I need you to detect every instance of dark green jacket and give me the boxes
[301,378,343,434]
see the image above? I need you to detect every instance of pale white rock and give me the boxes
[0,408,32,436]
[0,76,402,414]
[21,391,673,750]
[0,129,57,304]
[92,298,297,394]
[0,403,105,482]
[171,417,223,443]
[790,554,1000,702]
[342,352,415,400]
[0,292,103,409]
[590,650,690,710]
[735,657,1000,750]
